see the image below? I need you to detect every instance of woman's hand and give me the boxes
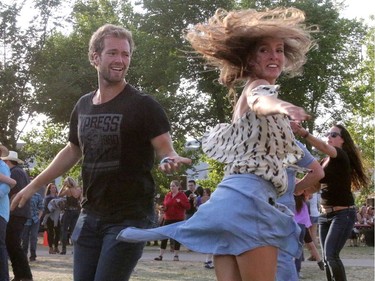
[278,102,311,122]
[290,121,309,137]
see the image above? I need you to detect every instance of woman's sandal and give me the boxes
[154,255,163,261]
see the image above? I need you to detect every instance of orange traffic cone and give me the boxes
[43,231,48,246]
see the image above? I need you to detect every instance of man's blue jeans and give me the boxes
[22,220,40,258]
[72,210,151,281]
[319,208,355,281]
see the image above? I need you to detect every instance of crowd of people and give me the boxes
[0,145,82,281]
[1,5,371,281]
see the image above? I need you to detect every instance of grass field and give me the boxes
[13,243,374,281]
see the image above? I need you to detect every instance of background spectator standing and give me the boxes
[155,180,190,261]
[307,192,321,261]
[58,177,81,255]
[196,188,211,208]
[2,151,33,281]
[21,192,43,262]
[357,204,368,224]
[42,183,61,254]
[196,188,214,269]
[184,180,198,220]
[294,193,324,278]
[0,143,16,281]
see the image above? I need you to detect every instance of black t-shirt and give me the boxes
[69,84,170,221]
[184,190,197,215]
[9,165,31,218]
[320,147,354,206]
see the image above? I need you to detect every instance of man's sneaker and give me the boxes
[204,261,214,269]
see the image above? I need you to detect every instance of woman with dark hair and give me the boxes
[58,177,81,255]
[42,183,61,254]
[292,123,369,281]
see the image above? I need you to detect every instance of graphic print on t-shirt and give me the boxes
[79,113,123,173]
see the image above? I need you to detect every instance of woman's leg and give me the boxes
[46,219,54,248]
[236,246,278,281]
[54,222,61,249]
[309,222,319,248]
[322,210,355,281]
[214,255,242,281]
[60,213,69,253]
[172,239,181,259]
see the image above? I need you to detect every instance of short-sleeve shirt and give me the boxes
[9,165,31,218]
[0,160,11,222]
[202,85,303,197]
[320,147,353,206]
[69,84,170,221]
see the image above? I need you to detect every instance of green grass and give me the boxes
[13,244,374,281]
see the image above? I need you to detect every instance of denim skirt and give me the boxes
[118,174,301,257]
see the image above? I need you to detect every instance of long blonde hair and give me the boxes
[185,7,316,90]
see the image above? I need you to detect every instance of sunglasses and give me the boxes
[325,132,341,138]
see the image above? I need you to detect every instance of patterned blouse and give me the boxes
[202,85,304,197]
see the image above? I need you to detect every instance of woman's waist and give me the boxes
[321,205,356,214]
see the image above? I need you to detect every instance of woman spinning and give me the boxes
[119,7,315,281]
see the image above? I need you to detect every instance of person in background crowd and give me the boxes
[0,143,17,281]
[357,204,367,224]
[154,180,190,261]
[196,187,211,208]
[10,23,191,281]
[294,192,324,279]
[42,183,61,254]
[58,176,81,255]
[365,206,374,225]
[196,188,214,269]
[21,192,43,262]
[184,180,198,220]
[119,7,315,281]
[2,151,33,281]
[307,192,320,261]
[292,123,369,281]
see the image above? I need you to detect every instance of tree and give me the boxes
[342,24,374,204]
[0,0,65,148]
[5,0,372,194]
[20,120,81,179]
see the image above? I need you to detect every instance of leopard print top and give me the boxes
[202,85,304,197]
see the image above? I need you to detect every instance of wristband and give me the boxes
[160,157,174,164]
[301,131,309,138]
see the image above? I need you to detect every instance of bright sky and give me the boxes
[342,0,373,22]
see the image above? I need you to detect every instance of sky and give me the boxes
[341,0,373,22]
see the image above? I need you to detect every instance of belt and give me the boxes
[321,205,356,214]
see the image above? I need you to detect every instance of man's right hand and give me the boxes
[10,186,34,210]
